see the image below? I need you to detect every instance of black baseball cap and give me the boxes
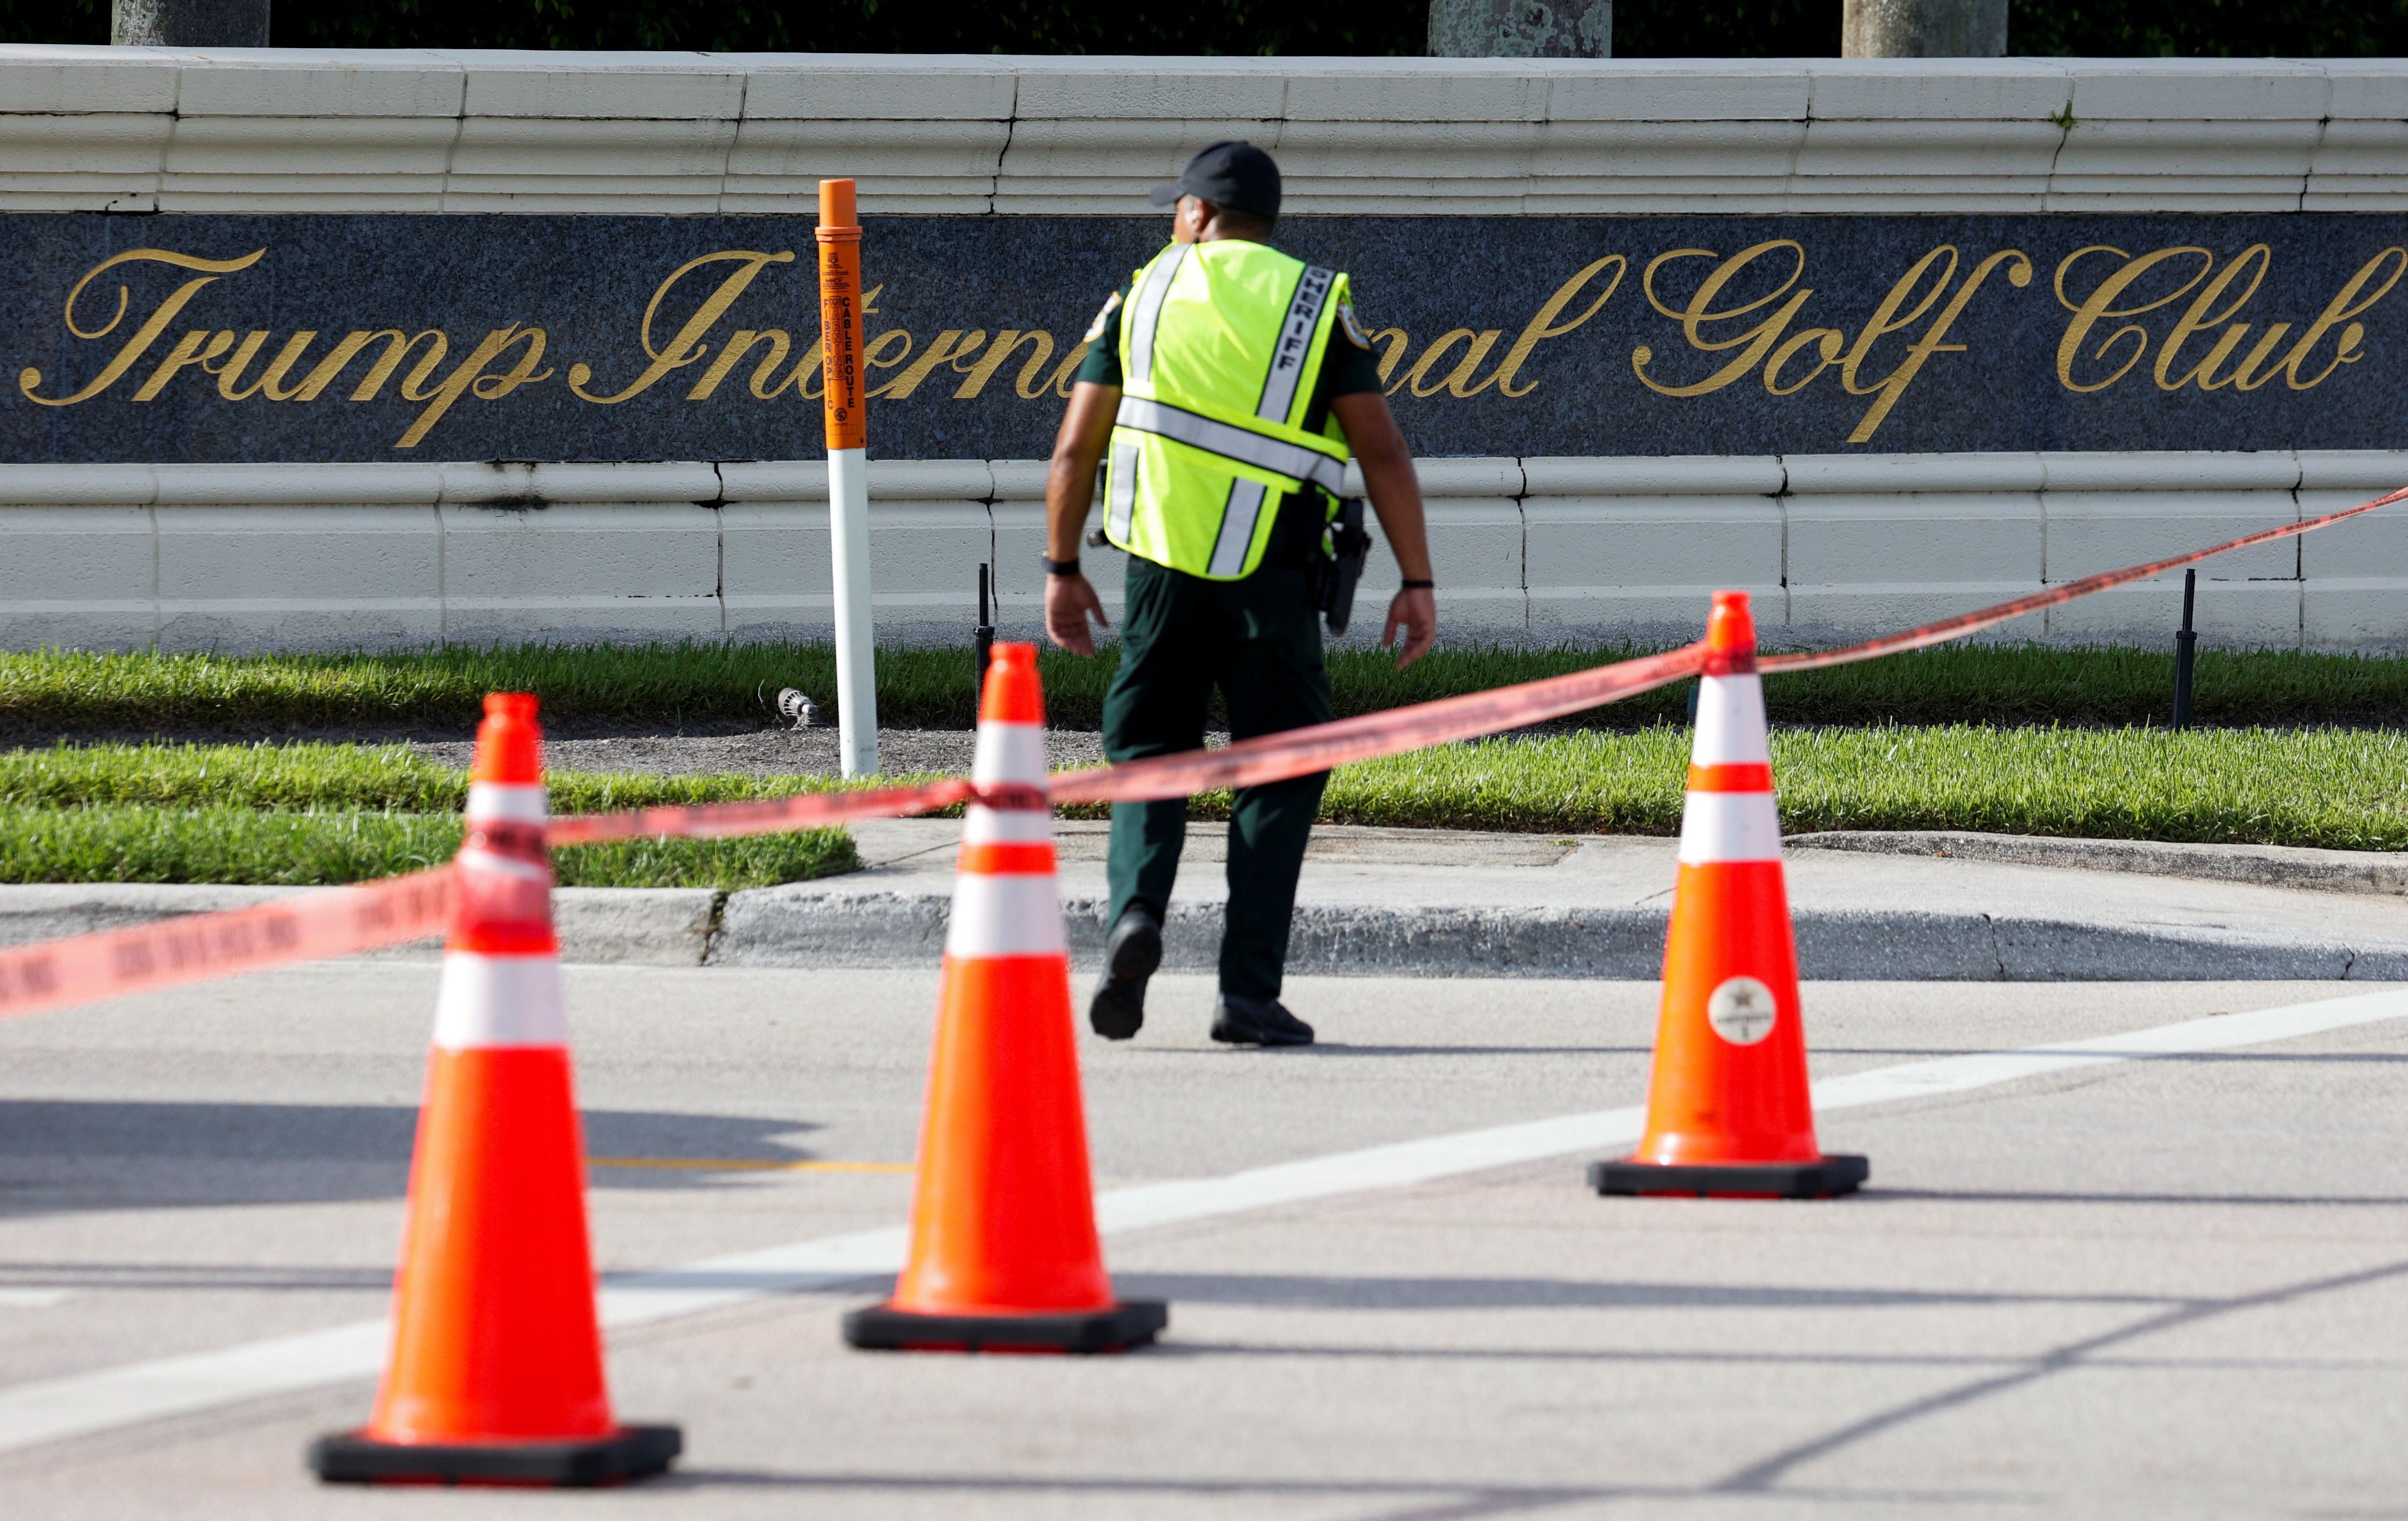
[1148,140,1282,219]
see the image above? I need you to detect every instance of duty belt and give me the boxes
[1113,396,1347,497]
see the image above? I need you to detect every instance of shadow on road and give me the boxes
[0,1099,839,1215]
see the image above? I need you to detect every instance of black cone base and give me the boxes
[844,1298,1167,1354]
[1589,1154,1869,1200]
[309,1423,682,1487]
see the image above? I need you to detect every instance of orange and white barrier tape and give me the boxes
[0,865,453,1024]
[0,479,2400,1023]
[1759,481,2408,674]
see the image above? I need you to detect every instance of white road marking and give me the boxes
[1,986,2402,1456]
[0,1288,74,1309]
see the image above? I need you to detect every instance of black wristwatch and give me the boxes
[1400,578,1435,590]
[1042,554,1082,577]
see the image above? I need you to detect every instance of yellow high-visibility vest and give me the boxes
[1103,239,1353,580]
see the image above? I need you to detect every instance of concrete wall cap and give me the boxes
[2064,58,2331,122]
[1535,60,1812,123]
[1522,455,1784,496]
[0,464,158,506]
[866,459,995,499]
[2295,451,2408,492]
[736,59,1016,120]
[1783,452,2049,496]
[509,461,722,503]
[2041,451,2304,494]
[2319,60,2408,120]
[986,461,1052,500]
[0,48,182,113]
[150,462,447,505]
[716,460,827,500]
[1011,67,1284,122]
[173,56,466,118]
[1804,59,2071,122]
[459,60,747,120]
[1284,65,1548,124]
[1411,457,1526,496]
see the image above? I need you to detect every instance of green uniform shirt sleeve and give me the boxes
[1073,283,1132,387]
[1320,314,1384,398]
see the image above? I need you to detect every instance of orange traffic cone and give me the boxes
[1590,592,1869,1200]
[844,643,1167,1354]
[311,693,681,1484]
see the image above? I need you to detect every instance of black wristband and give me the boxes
[1042,554,1082,577]
[1400,578,1434,590]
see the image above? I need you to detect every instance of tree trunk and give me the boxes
[113,0,271,47]
[1428,0,1612,59]
[1842,0,2007,57]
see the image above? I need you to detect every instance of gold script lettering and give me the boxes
[1484,255,1626,398]
[19,247,266,407]
[2154,245,2272,391]
[875,329,986,399]
[1633,243,1814,398]
[132,330,235,401]
[953,330,1056,399]
[2052,245,2212,393]
[686,330,793,400]
[1398,330,1505,398]
[2275,247,2407,390]
[394,326,552,449]
[1845,250,2031,442]
[569,250,796,404]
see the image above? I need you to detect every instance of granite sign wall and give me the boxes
[5,212,2402,464]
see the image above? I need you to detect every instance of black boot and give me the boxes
[1089,904,1162,1040]
[1210,993,1315,1048]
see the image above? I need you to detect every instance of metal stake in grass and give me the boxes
[974,563,996,697]
[2173,568,2199,731]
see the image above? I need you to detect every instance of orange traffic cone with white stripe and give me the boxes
[1590,592,1869,1200]
[844,643,1167,1353]
[311,693,681,1485]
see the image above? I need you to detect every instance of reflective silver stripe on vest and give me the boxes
[1209,477,1269,579]
[1107,442,1139,540]
[1114,397,1346,496]
[1257,264,1335,425]
[1124,244,1190,386]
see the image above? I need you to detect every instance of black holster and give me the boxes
[1308,497,1373,637]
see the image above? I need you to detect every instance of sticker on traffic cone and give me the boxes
[311,693,681,1485]
[1590,593,1869,1200]
[844,643,1167,1353]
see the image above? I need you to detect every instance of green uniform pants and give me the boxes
[1102,554,1332,1000]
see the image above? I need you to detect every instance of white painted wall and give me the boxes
[7,451,2400,652]
[4,49,2406,651]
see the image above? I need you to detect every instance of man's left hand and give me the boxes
[1382,587,1435,669]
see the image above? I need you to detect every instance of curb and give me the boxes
[9,874,2406,982]
[1790,830,2408,897]
[0,884,718,967]
[712,882,2408,982]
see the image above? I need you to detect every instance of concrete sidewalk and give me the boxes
[6,825,2407,980]
[716,821,2408,981]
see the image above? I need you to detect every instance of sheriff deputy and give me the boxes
[1041,140,1438,1049]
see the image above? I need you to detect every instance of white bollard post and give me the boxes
[816,178,880,778]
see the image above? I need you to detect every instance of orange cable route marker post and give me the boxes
[818,177,879,779]
[310,694,681,1486]
[844,643,1168,1354]
[1591,592,1869,1201]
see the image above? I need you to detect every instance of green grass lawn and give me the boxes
[3,724,2403,887]
[12,639,2408,732]
[1313,725,2408,851]
[0,748,859,887]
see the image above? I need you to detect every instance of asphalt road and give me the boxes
[4,965,2407,1518]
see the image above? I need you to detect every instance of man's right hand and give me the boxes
[1046,573,1110,657]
